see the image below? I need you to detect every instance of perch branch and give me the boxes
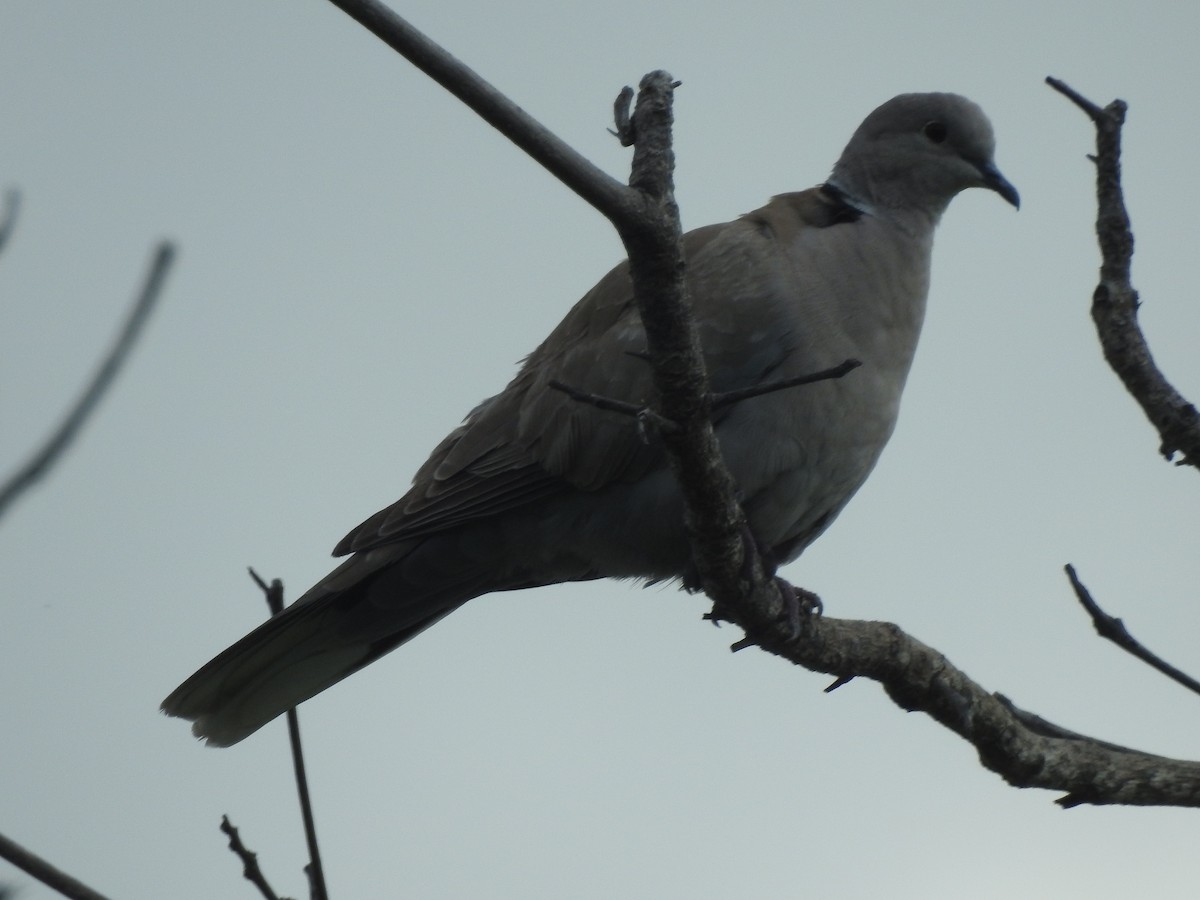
[747,613,1200,808]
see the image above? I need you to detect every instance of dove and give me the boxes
[163,92,1018,746]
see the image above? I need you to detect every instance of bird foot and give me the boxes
[717,576,822,651]
[774,576,822,640]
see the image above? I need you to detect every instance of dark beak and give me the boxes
[978,161,1020,209]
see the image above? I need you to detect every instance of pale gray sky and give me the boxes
[3,2,1199,898]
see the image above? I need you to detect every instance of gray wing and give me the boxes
[334,187,855,556]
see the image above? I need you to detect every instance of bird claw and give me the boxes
[701,527,822,642]
[774,576,822,641]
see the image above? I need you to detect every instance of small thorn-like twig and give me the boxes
[547,379,678,434]
[710,359,861,410]
[610,85,635,146]
[825,675,854,692]
[1045,76,1109,123]
[0,241,175,521]
[1064,564,1200,698]
[0,188,20,258]
[249,567,285,615]
[248,570,329,900]
[220,816,290,900]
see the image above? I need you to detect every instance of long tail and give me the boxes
[161,543,481,746]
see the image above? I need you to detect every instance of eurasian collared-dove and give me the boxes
[163,92,1018,746]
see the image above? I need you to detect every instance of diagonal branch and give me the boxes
[324,0,635,223]
[1064,564,1200,697]
[710,359,861,410]
[751,613,1200,808]
[0,242,175,521]
[0,830,112,900]
[326,3,1200,807]
[1046,76,1200,468]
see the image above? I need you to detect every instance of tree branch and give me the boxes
[0,830,111,900]
[614,71,791,630]
[326,3,1200,807]
[1046,76,1200,468]
[220,816,291,900]
[324,0,635,223]
[0,241,175,521]
[738,611,1200,808]
[1064,564,1200,697]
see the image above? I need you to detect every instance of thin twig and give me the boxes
[709,359,861,410]
[1064,564,1200,697]
[550,360,860,434]
[0,241,175,521]
[1045,77,1106,122]
[1046,77,1200,468]
[220,816,290,900]
[0,830,112,900]
[249,569,329,900]
[0,189,20,259]
[546,379,677,433]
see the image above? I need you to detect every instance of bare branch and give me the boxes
[220,816,292,900]
[0,242,175,521]
[1047,77,1200,468]
[746,613,1200,808]
[249,570,328,900]
[324,0,636,223]
[0,830,111,900]
[1064,564,1200,697]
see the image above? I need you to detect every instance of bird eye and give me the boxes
[923,121,948,144]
